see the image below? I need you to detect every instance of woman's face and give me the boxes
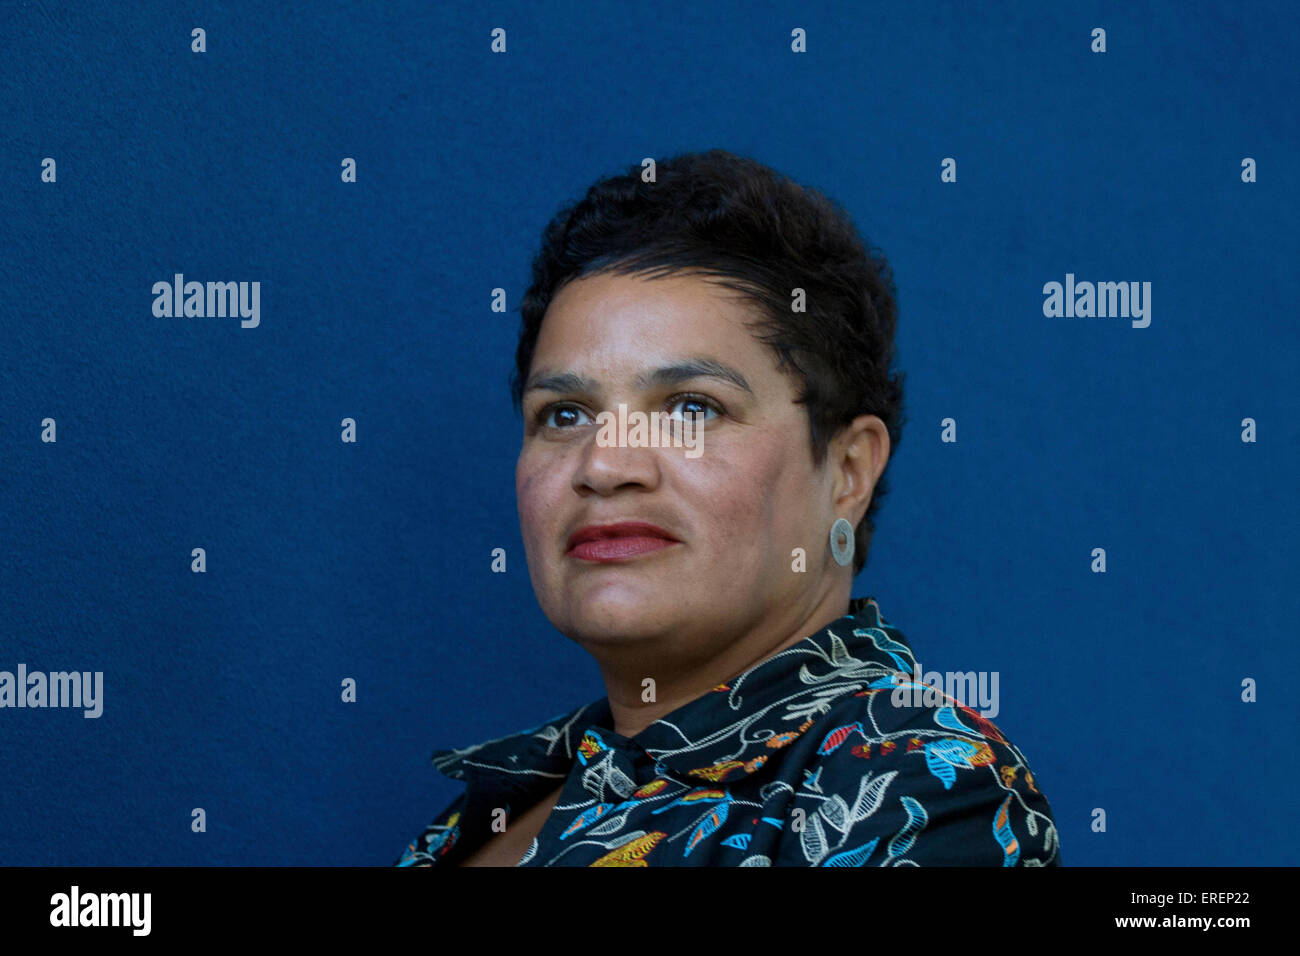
[516,270,851,663]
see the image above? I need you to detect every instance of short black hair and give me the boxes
[510,148,906,576]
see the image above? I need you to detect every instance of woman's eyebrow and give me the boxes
[524,359,754,397]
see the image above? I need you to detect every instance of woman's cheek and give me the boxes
[515,473,546,546]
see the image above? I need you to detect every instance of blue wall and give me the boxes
[1,0,1296,865]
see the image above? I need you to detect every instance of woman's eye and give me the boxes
[535,396,721,430]
[668,395,721,422]
[540,404,593,428]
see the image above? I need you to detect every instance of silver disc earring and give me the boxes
[829,517,854,567]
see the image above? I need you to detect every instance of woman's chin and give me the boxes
[556,583,686,645]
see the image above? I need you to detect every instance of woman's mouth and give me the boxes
[566,522,681,562]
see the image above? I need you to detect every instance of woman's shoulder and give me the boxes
[809,676,1050,785]
[776,685,1061,865]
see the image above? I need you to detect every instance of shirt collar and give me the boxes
[429,595,917,788]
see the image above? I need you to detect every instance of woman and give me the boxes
[396,149,1059,867]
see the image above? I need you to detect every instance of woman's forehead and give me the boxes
[533,272,773,376]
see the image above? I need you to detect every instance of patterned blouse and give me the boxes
[395,595,1060,867]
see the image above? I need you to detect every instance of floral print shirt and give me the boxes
[395,595,1060,867]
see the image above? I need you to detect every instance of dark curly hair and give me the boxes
[510,148,906,576]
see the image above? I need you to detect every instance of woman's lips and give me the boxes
[566,522,681,562]
[568,536,680,562]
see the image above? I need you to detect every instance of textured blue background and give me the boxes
[1,0,1296,866]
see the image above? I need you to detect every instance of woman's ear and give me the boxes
[831,414,890,524]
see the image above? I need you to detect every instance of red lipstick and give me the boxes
[566,521,681,562]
